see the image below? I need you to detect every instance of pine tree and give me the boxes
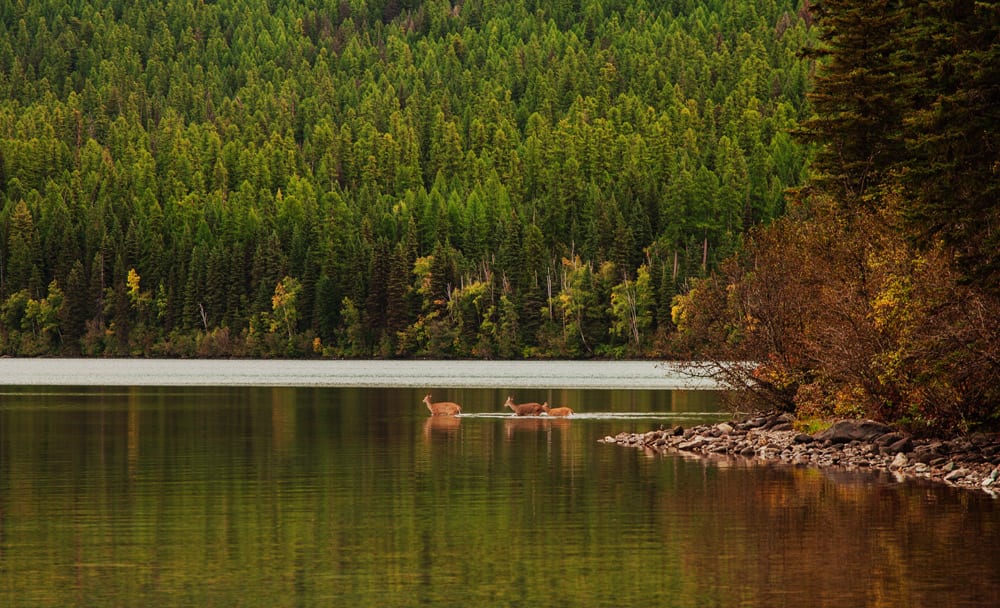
[4,200,42,297]
[795,0,908,209]
[61,260,90,348]
[895,0,1000,292]
[385,241,412,338]
[314,273,339,343]
[365,237,391,337]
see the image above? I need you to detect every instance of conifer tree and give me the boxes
[61,260,89,348]
[796,0,907,209]
[4,200,42,297]
[894,0,1000,292]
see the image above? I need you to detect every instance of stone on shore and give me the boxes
[885,436,914,454]
[944,468,969,481]
[599,412,1000,494]
[815,420,891,444]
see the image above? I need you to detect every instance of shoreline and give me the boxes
[0,358,720,389]
[600,413,1000,495]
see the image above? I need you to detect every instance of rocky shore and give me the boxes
[600,412,1000,494]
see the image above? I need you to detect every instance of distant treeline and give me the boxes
[0,0,811,357]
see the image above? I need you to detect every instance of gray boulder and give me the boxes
[815,420,892,444]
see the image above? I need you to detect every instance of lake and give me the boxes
[1,360,997,607]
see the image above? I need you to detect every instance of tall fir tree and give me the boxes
[796,0,908,209]
[895,0,1000,292]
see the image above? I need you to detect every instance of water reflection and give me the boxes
[503,416,556,441]
[641,459,1000,607]
[0,385,996,608]
[422,414,461,437]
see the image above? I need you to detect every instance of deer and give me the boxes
[504,395,546,416]
[423,394,462,416]
[542,404,574,417]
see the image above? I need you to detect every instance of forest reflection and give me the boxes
[0,386,996,607]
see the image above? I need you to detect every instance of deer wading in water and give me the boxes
[423,394,462,416]
[504,396,546,416]
[542,404,574,417]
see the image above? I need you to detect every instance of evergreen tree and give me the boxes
[61,260,89,349]
[795,0,907,209]
[894,0,1000,292]
[4,200,42,297]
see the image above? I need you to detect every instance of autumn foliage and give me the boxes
[675,196,1000,433]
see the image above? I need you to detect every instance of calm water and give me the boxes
[0,361,997,607]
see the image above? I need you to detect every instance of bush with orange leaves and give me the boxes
[673,197,1000,435]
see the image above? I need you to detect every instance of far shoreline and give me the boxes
[0,357,724,389]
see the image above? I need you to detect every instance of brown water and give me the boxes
[1,381,997,607]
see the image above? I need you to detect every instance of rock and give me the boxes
[969,433,991,446]
[603,419,1000,494]
[876,432,905,446]
[950,440,973,453]
[944,468,968,482]
[763,413,795,430]
[912,446,942,464]
[886,436,914,454]
[815,420,892,444]
[677,437,711,451]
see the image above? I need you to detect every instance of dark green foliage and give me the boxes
[893,0,1000,294]
[795,0,907,208]
[798,0,999,295]
[0,0,811,357]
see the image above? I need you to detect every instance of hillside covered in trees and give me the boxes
[0,0,812,357]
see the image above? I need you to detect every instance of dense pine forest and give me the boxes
[0,0,812,358]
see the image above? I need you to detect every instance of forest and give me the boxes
[675,0,1000,433]
[0,0,812,358]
